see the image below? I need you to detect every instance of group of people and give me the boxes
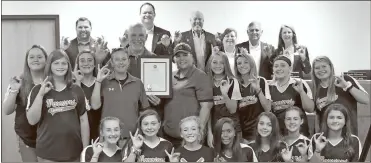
[3,2,370,162]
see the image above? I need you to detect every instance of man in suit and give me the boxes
[63,17,110,69]
[140,2,172,56]
[236,21,275,80]
[173,11,216,72]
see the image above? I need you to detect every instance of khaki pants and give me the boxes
[17,135,38,162]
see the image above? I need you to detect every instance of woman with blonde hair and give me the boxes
[234,49,271,143]
[311,56,369,135]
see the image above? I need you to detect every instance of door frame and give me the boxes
[2,15,60,49]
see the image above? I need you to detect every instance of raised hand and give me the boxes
[296,140,309,156]
[292,79,304,93]
[129,129,144,150]
[61,36,70,50]
[91,137,104,155]
[249,77,260,92]
[119,34,129,47]
[211,45,220,54]
[239,47,249,55]
[96,64,110,82]
[165,147,181,162]
[39,76,53,96]
[9,76,22,91]
[297,46,306,60]
[158,34,171,47]
[314,132,328,153]
[93,36,109,64]
[174,31,182,43]
[214,155,227,162]
[219,80,232,96]
[72,64,84,82]
[334,74,348,89]
[281,145,293,162]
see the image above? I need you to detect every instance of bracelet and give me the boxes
[96,80,102,83]
[8,89,19,94]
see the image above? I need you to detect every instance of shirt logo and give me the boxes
[316,95,338,111]
[138,155,165,162]
[239,95,258,108]
[108,88,114,91]
[46,99,77,116]
[272,99,295,112]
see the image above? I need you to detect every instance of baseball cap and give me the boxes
[173,43,192,56]
[274,55,292,66]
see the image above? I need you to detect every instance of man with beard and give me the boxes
[236,21,275,80]
[63,17,110,69]
[173,11,216,72]
[140,2,173,56]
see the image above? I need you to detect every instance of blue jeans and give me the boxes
[17,135,38,162]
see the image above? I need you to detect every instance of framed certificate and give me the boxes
[138,56,172,98]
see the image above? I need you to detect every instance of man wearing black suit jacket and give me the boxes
[236,21,275,80]
[173,11,216,72]
[63,17,110,69]
[140,2,172,56]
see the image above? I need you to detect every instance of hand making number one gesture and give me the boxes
[165,147,181,162]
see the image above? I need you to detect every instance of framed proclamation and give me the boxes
[138,56,172,98]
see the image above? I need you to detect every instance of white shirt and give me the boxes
[145,26,154,52]
[225,51,236,75]
[249,41,261,74]
[192,30,206,71]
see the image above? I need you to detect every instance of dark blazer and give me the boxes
[236,41,275,80]
[65,38,110,70]
[174,30,216,68]
[272,44,311,79]
[151,26,172,56]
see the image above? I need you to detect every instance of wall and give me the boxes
[2,1,370,75]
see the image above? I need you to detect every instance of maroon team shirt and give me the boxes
[122,138,173,162]
[216,143,258,162]
[268,78,313,136]
[238,77,271,141]
[26,84,87,161]
[212,77,242,133]
[309,133,362,162]
[315,75,368,135]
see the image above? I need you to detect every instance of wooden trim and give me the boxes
[2,15,60,49]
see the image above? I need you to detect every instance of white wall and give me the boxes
[2,1,370,74]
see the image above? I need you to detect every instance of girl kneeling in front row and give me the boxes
[309,103,362,162]
[166,116,215,162]
[122,109,173,162]
[213,117,258,162]
[81,117,124,162]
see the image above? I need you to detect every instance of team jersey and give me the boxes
[216,143,258,162]
[212,77,242,132]
[4,84,37,148]
[81,81,102,141]
[249,141,286,162]
[268,78,312,136]
[26,84,88,161]
[122,137,173,162]
[238,76,271,141]
[309,133,362,162]
[315,75,368,135]
[175,145,215,162]
[81,145,122,162]
[283,134,312,162]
